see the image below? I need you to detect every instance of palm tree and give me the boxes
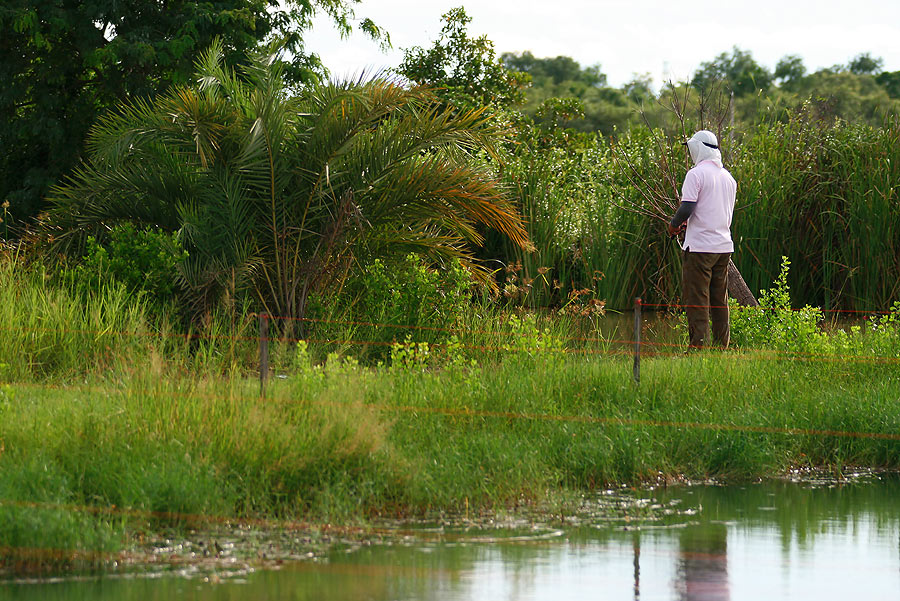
[45,41,530,324]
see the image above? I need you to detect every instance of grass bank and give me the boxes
[3,252,900,575]
[3,348,900,573]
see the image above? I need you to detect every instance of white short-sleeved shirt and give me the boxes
[680,160,736,253]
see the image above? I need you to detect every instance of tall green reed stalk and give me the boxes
[501,128,685,312]
[0,250,262,381]
[0,254,164,381]
[501,144,595,308]
[502,107,900,313]
[733,112,900,310]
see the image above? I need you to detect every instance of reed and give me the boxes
[730,114,900,310]
[502,113,900,313]
[4,112,900,572]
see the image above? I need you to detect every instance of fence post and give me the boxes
[259,313,269,398]
[633,297,641,384]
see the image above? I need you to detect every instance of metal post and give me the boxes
[633,298,641,384]
[259,313,269,398]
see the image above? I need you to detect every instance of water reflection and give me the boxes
[4,475,900,600]
[632,531,641,600]
[674,524,729,601]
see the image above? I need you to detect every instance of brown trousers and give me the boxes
[682,251,731,348]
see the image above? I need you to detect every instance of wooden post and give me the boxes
[633,297,641,384]
[259,313,269,398]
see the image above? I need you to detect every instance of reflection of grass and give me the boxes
[4,349,900,574]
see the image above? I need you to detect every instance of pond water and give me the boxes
[4,474,900,601]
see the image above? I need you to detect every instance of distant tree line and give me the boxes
[497,46,900,136]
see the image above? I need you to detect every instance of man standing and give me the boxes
[667,130,736,349]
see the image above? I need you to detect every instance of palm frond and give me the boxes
[45,50,530,322]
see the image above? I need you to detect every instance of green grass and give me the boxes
[3,250,900,575]
[4,347,900,574]
[500,116,900,313]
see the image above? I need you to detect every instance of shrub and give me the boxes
[67,223,186,316]
[307,254,475,363]
[730,256,823,352]
[807,301,900,359]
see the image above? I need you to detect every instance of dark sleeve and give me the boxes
[670,201,696,228]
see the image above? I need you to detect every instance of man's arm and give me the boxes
[667,200,696,237]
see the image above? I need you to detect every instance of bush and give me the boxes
[67,223,186,316]
[307,254,475,363]
[806,301,900,359]
[730,256,823,352]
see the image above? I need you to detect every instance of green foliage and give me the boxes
[0,254,166,380]
[848,52,884,75]
[730,257,823,352]
[535,97,587,123]
[68,223,186,314]
[11,338,900,542]
[504,47,900,135]
[789,71,900,124]
[692,47,773,96]
[502,51,606,87]
[501,50,641,136]
[7,245,900,572]
[357,254,472,330]
[813,303,900,359]
[494,85,900,313]
[396,7,530,109]
[0,0,385,227]
[45,41,528,323]
[622,73,655,104]
[775,55,807,89]
[500,312,566,357]
[310,253,475,362]
[874,71,900,99]
[731,114,900,309]
[389,337,435,371]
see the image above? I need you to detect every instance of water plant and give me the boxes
[730,256,823,352]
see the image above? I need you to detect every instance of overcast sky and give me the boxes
[304,0,900,88]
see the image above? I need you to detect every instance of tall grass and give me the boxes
[4,348,900,564]
[5,111,900,573]
[503,114,900,312]
[0,251,265,383]
[502,128,682,311]
[732,113,900,309]
[0,253,164,381]
[500,143,602,308]
[4,250,900,573]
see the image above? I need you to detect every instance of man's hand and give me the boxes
[667,221,686,238]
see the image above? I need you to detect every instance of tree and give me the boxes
[44,42,530,323]
[501,51,650,135]
[848,52,884,75]
[774,55,806,89]
[875,71,900,99]
[0,0,386,229]
[791,70,900,124]
[622,73,655,104]
[502,51,606,87]
[396,7,530,109]
[692,47,772,96]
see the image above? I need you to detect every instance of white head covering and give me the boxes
[685,130,722,167]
